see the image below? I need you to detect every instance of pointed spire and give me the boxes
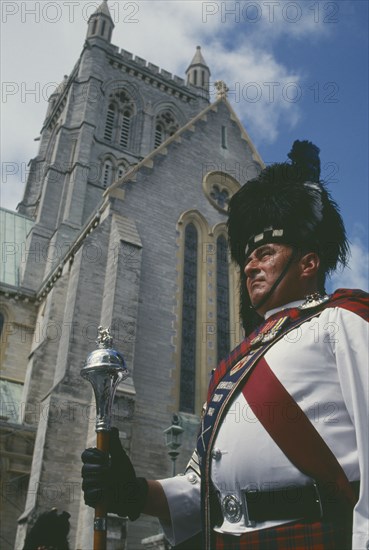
[188,46,209,69]
[95,0,113,19]
[86,0,114,43]
[186,46,211,95]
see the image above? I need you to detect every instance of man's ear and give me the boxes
[300,252,320,279]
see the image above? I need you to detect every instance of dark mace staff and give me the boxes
[81,326,129,550]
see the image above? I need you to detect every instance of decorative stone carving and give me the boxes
[202,171,240,213]
[214,80,229,99]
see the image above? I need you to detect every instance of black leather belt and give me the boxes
[219,481,360,527]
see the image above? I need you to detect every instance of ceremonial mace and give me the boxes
[81,326,129,550]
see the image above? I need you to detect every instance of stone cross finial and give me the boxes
[215,80,229,99]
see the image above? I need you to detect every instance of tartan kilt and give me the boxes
[214,518,352,550]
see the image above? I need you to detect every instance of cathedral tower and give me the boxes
[18,1,211,291]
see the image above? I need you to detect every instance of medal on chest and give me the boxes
[249,315,289,349]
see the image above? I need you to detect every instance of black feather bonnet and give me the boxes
[227,140,349,334]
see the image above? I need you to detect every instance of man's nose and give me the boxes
[244,258,259,278]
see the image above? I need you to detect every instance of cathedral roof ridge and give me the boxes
[105,96,224,195]
[104,95,264,198]
[221,96,265,168]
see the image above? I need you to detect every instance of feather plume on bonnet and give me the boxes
[227,140,349,334]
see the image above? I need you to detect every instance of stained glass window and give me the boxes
[210,185,230,210]
[179,223,198,413]
[217,235,230,362]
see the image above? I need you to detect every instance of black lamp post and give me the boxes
[163,413,184,476]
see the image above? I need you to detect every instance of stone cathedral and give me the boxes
[0,1,264,548]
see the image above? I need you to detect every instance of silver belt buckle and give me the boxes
[242,489,257,528]
[222,494,242,523]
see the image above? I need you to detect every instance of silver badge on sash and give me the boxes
[299,292,329,310]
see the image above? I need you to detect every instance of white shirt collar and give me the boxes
[265,299,305,319]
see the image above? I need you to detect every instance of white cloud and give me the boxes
[206,41,302,142]
[329,228,369,292]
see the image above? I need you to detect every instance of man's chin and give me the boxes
[249,289,266,306]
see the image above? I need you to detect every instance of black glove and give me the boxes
[81,427,148,520]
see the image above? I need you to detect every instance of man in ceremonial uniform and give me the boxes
[82,141,369,549]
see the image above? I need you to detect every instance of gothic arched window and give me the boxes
[104,104,116,141]
[0,312,4,338]
[154,110,179,148]
[154,124,164,148]
[117,164,126,180]
[120,110,131,148]
[179,223,198,414]
[104,90,135,149]
[102,160,113,188]
[216,235,230,362]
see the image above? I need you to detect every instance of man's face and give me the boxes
[244,243,304,315]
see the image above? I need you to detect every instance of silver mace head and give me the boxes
[81,326,129,432]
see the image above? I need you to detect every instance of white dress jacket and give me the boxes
[160,291,369,550]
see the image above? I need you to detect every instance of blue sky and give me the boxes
[1,0,368,290]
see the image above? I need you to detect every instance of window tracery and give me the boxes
[154,110,179,148]
[210,185,230,210]
[100,158,128,188]
[103,90,135,149]
[203,171,240,213]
